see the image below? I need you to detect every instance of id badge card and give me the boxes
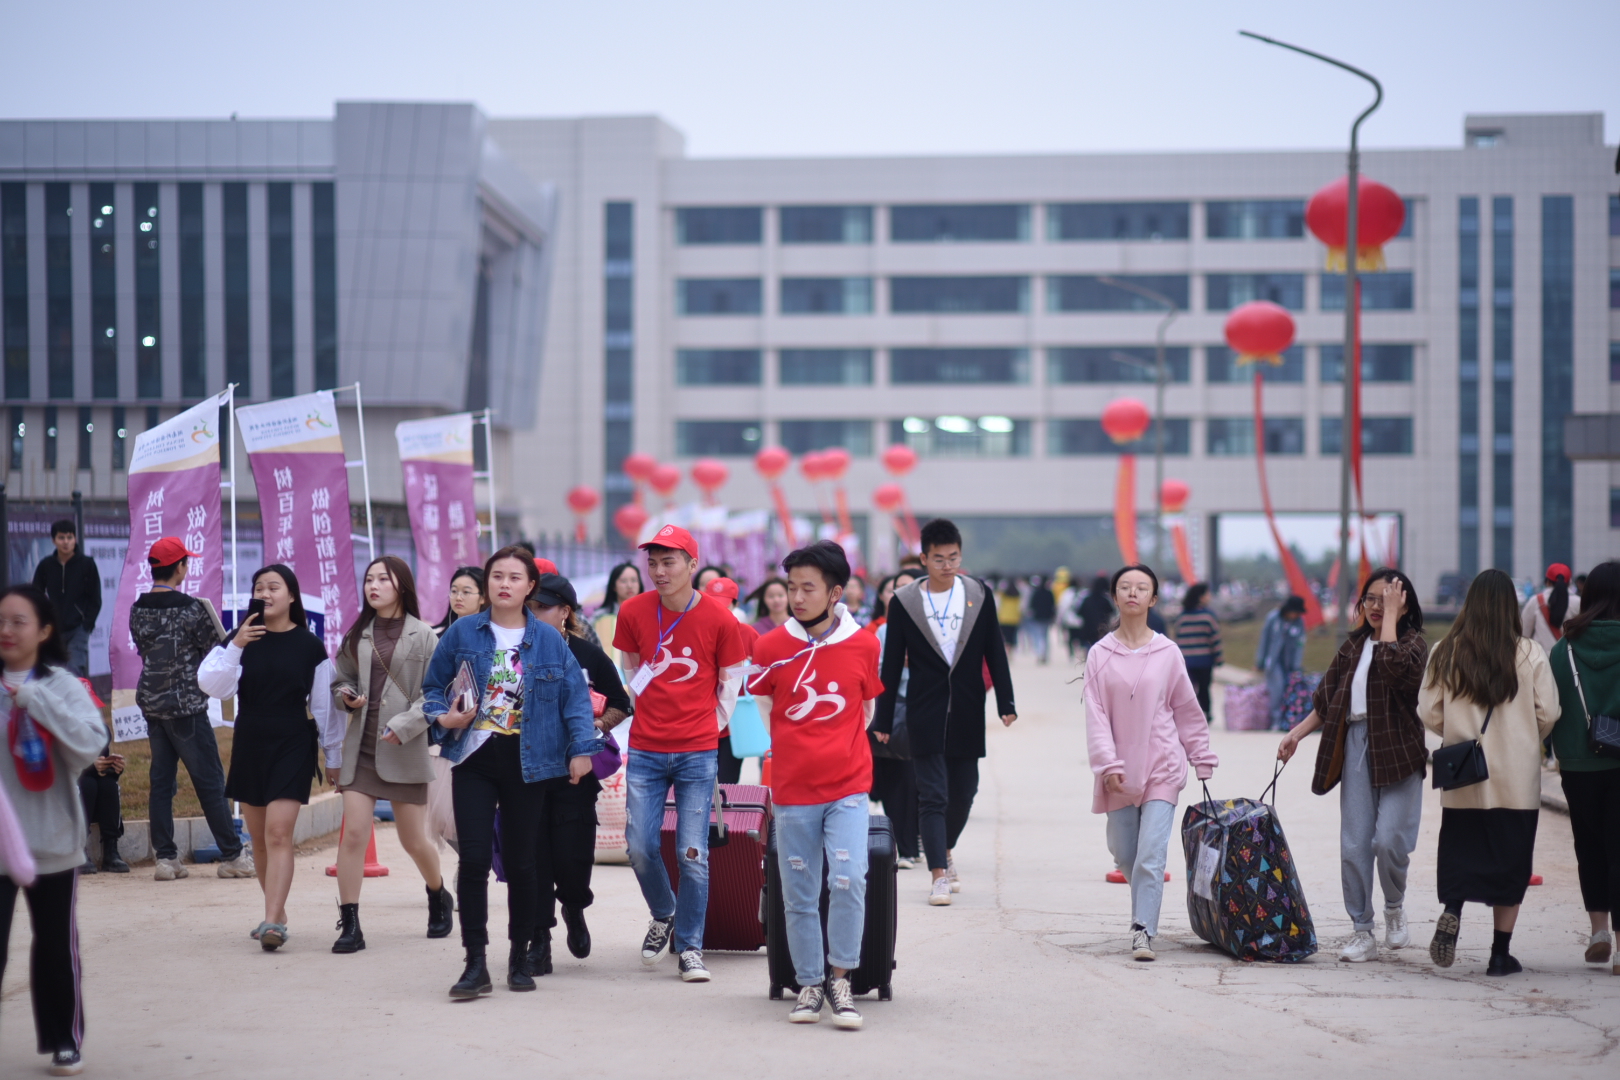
[629,663,654,695]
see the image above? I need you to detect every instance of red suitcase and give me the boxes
[661,782,771,951]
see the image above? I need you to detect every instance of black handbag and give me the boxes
[1566,647,1620,758]
[870,698,912,760]
[1431,705,1492,790]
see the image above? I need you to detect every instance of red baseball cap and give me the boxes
[704,576,739,602]
[1545,563,1572,584]
[639,524,699,561]
[148,536,199,564]
[533,557,558,574]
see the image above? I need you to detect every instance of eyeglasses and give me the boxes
[927,554,961,568]
[0,617,38,631]
[449,586,481,598]
[1360,595,1385,610]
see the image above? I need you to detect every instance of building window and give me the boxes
[890,205,1029,243]
[1,183,26,400]
[1610,269,1620,309]
[77,406,93,471]
[780,206,872,244]
[891,348,1028,385]
[1321,416,1414,455]
[112,405,126,470]
[780,277,873,315]
[1612,489,1620,529]
[677,278,762,316]
[223,183,250,395]
[779,419,874,455]
[134,183,161,399]
[1047,346,1191,384]
[1396,198,1416,239]
[606,348,633,403]
[1046,275,1189,312]
[676,207,762,245]
[312,183,338,391]
[1320,271,1414,311]
[1491,196,1513,572]
[1543,195,1574,565]
[8,407,22,471]
[1610,195,1619,237]
[46,184,73,400]
[1205,200,1306,239]
[179,184,207,398]
[1611,343,1620,382]
[603,201,634,522]
[267,184,295,397]
[889,416,1030,457]
[90,183,118,399]
[44,405,58,469]
[676,349,762,386]
[1047,202,1190,241]
[1320,343,1414,383]
[779,349,872,386]
[605,276,632,333]
[890,276,1027,314]
[1206,345,1304,384]
[1458,196,1481,578]
[1049,418,1190,455]
[1207,417,1304,456]
[676,420,762,456]
[1206,273,1305,311]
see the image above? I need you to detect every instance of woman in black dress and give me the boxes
[200,564,331,951]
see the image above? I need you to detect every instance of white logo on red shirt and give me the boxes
[650,645,699,683]
[784,668,845,722]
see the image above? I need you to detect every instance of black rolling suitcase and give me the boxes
[764,812,898,1000]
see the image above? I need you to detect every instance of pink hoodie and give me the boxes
[1086,632,1218,814]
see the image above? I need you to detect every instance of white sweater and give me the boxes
[0,667,109,876]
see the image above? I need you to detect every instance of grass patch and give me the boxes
[1217,613,1454,676]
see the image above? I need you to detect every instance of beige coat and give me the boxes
[1418,638,1560,811]
[329,615,438,786]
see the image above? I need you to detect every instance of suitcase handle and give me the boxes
[1201,759,1287,811]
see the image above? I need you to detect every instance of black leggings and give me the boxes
[78,766,123,852]
[535,776,599,934]
[0,869,83,1054]
[452,736,545,951]
[914,754,980,871]
[1561,769,1620,916]
[1187,666,1214,721]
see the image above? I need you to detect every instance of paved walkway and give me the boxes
[5,655,1617,1078]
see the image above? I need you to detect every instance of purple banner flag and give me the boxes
[237,391,360,657]
[396,413,480,625]
[110,391,230,741]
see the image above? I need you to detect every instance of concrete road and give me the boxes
[5,654,1617,1079]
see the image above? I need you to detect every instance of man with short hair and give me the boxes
[751,540,882,1028]
[614,525,749,982]
[128,537,255,881]
[872,518,1015,906]
[32,519,101,676]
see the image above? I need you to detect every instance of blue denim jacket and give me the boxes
[424,610,604,782]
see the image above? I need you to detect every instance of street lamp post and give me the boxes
[1239,30,1383,641]
[1097,277,1178,570]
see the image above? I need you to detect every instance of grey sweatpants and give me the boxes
[1105,799,1177,937]
[1339,720,1423,930]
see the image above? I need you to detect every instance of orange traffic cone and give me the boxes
[324,819,391,877]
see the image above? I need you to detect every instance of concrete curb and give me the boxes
[88,790,345,864]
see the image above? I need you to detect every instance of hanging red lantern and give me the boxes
[612,502,648,543]
[819,448,851,481]
[621,452,658,483]
[648,464,681,498]
[1101,398,1151,444]
[1160,479,1190,514]
[800,450,826,482]
[1305,175,1406,272]
[691,458,728,499]
[881,444,917,476]
[872,484,904,512]
[1223,301,1296,366]
[754,446,791,481]
[565,485,599,515]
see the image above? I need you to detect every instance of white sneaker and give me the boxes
[946,850,961,893]
[788,984,824,1023]
[1339,929,1378,963]
[1131,926,1156,962]
[217,852,256,879]
[1383,906,1409,949]
[153,857,188,881]
[895,856,916,870]
[1585,929,1613,964]
[826,976,863,1030]
[928,876,953,906]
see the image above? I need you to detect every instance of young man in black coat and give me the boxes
[33,518,101,676]
[872,519,1016,906]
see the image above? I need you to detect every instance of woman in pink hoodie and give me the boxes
[1087,565,1218,962]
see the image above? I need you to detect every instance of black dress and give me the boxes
[225,625,329,806]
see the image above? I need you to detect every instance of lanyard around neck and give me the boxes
[655,591,697,651]
[924,580,957,630]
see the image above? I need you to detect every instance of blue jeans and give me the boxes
[625,748,717,954]
[774,794,870,986]
[1104,799,1176,937]
[63,626,90,678]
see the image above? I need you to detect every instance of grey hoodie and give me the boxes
[1,667,109,875]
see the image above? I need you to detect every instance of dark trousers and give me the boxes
[1187,665,1214,721]
[452,735,545,951]
[914,754,980,871]
[535,776,599,934]
[147,711,241,861]
[77,767,122,858]
[870,756,920,859]
[0,869,84,1054]
[716,734,743,785]
[1561,769,1620,915]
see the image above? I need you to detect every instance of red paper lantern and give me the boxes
[1160,479,1190,513]
[881,444,917,477]
[820,447,851,481]
[649,464,681,497]
[565,485,599,514]
[691,458,728,494]
[754,446,791,481]
[1305,176,1406,272]
[1223,301,1296,366]
[800,450,827,481]
[621,452,658,483]
[872,483,905,512]
[612,502,648,542]
[1101,398,1151,445]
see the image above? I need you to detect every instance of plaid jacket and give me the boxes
[1310,627,1429,794]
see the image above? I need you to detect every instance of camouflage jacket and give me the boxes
[130,589,225,720]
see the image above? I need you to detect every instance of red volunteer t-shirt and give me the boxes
[749,624,882,806]
[614,590,748,753]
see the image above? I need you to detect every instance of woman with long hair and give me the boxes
[327,556,454,953]
[432,566,485,636]
[749,577,791,636]
[1420,569,1559,974]
[0,586,109,1076]
[1549,560,1620,974]
[1278,567,1429,964]
[593,562,643,666]
[1522,562,1580,654]
[423,547,602,998]
[199,564,332,951]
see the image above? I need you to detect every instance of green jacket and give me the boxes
[1549,622,1620,772]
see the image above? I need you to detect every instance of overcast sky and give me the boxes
[4,1,1614,158]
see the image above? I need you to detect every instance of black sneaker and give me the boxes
[562,903,592,958]
[1429,911,1460,968]
[826,976,863,1030]
[640,916,674,966]
[788,984,825,1023]
[449,953,493,999]
[48,1048,84,1076]
[1486,952,1523,977]
[678,949,711,982]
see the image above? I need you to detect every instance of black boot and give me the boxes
[450,950,492,999]
[102,842,131,874]
[525,932,553,977]
[562,904,592,958]
[332,903,366,953]
[426,883,455,939]
[507,943,537,991]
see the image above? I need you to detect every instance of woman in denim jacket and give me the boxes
[422,546,603,1001]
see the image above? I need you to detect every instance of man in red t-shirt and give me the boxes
[704,575,758,784]
[750,540,882,1029]
[613,525,748,983]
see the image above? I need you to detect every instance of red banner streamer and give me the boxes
[1114,454,1138,565]
[1254,372,1324,630]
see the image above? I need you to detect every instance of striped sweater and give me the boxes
[1173,608,1222,667]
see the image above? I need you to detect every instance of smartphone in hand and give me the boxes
[245,597,268,626]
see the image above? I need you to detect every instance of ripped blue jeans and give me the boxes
[774,793,870,986]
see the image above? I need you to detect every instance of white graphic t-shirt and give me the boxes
[921,581,966,664]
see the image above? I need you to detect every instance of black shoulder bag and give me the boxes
[1431,705,1493,790]
[1566,646,1620,758]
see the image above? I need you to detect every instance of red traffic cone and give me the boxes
[324,819,391,877]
